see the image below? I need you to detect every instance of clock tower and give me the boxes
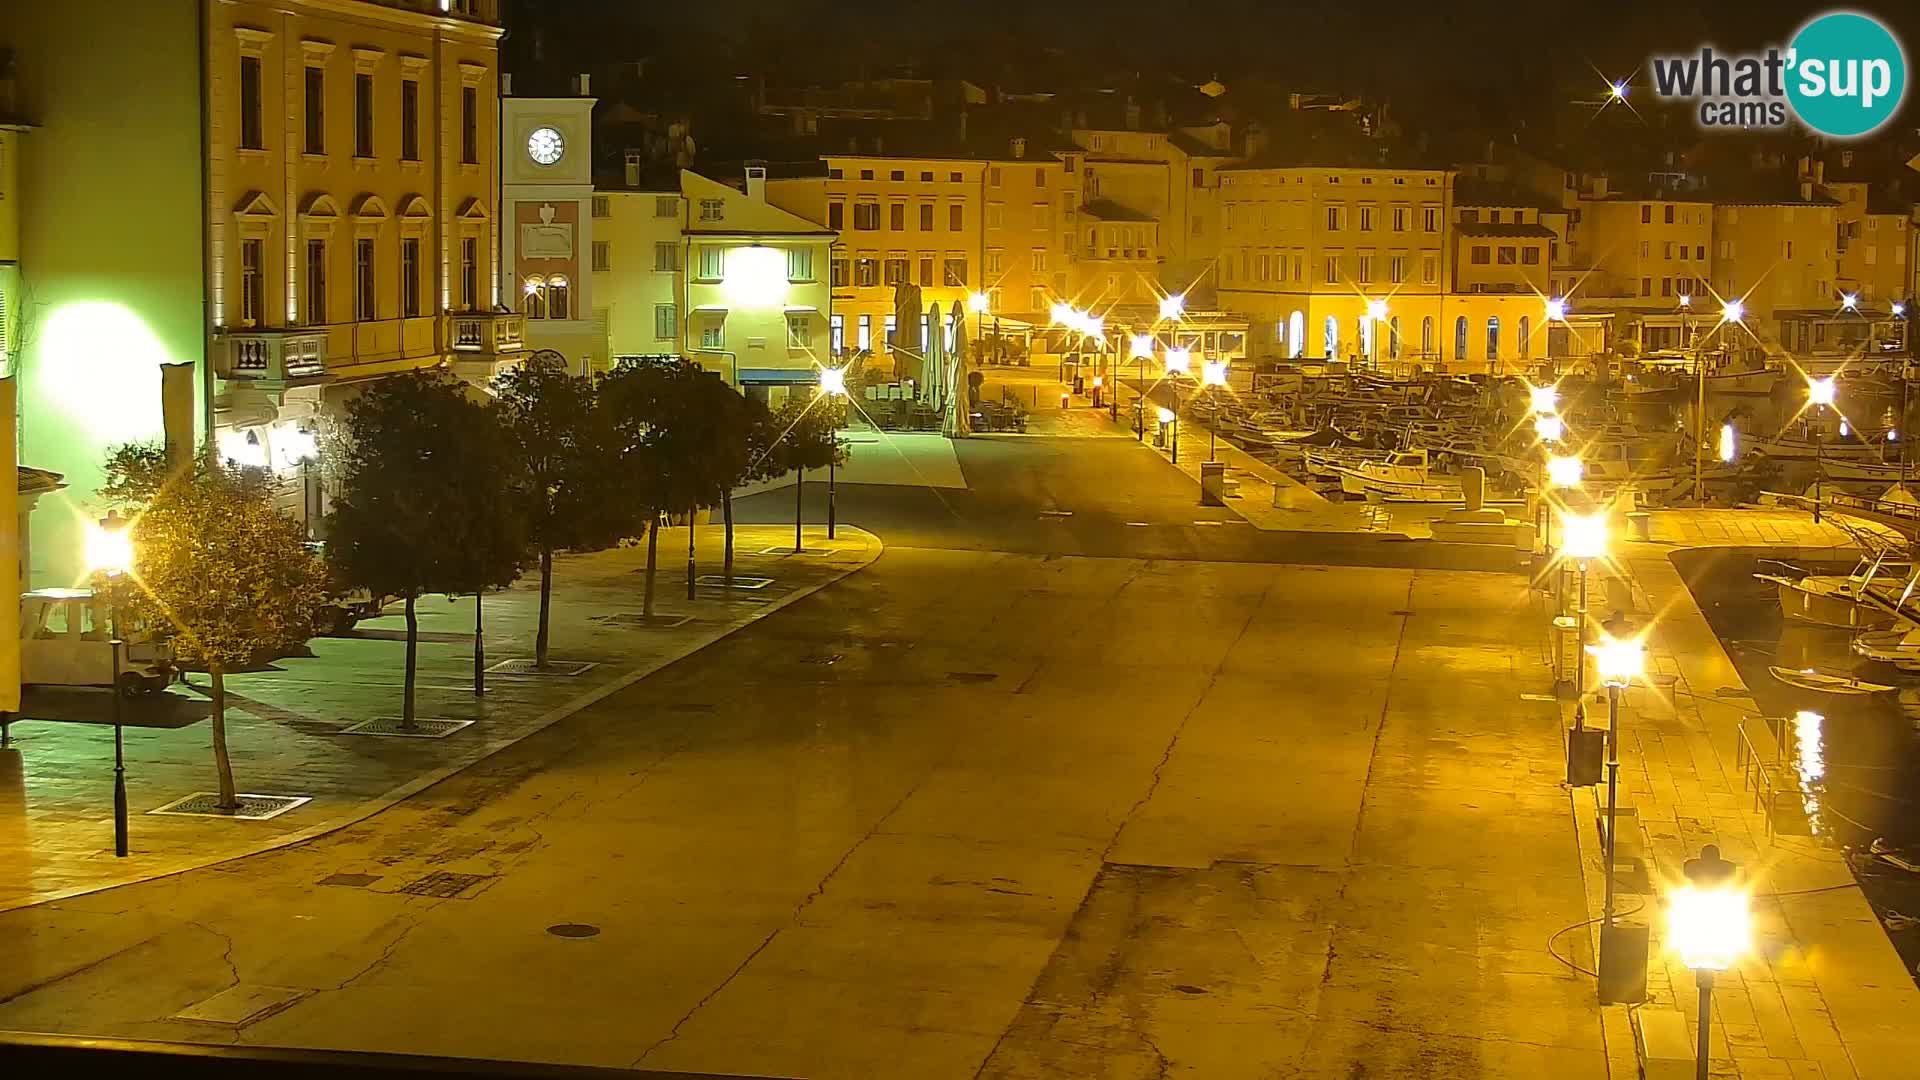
[500,75,598,371]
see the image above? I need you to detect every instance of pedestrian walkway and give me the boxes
[1553,508,1920,1079]
[0,525,881,913]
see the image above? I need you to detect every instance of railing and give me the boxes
[214,328,329,383]
[450,311,527,354]
[1734,716,1791,840]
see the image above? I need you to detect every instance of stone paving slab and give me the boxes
[0,525,881,913]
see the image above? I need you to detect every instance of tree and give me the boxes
[761,394,849,553]
[601,358,715,616]
[492,355,631,666]
[329,372,523,727]
[705,382,769,590]
[100,444,331,810]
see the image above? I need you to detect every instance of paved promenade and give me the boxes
[0,525,880,912]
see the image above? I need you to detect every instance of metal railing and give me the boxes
[1733,716,1792,840]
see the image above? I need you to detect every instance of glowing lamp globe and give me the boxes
[85,521,134,577]
[818,366,848,397]
[1587,635,1644,688]
[1528,385,1558,415]
[1159,294,1185,320]
[1546,454,1583,489]
[1130,334,1156,360]
[1545,297,1568,321]
[1164,347,1192,376]
[1807,377,1836,407]
[1559,512,1608,561]
[1201,360,1228,387]
[1668,883,1749,971]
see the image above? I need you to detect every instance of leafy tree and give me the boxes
[492,355,631,666]
[100,444,330,810]
[601,358,716,616]
[329,372,523,727]
[761,394,849,552]
[701,382,769,589]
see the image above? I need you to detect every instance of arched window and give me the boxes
[1357,317,1370,360]
[548,276,571,320]
[1518,315,1531,361]
[1485,316,1500,362]
[1421,316,1435,357]
[1289,311,1305,358]
[1324,315,1339,358]
[1389,316,1402,360]
[1453,316,1468,360]
[523,276,548,320]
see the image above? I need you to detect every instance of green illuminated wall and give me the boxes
[6,0,207,585]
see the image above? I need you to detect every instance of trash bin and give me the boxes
[1627,511,1652,541]
[1199,461,1227,506]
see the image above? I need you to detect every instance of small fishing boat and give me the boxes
[1819,458,1913,482]
[1768,666,1896,695]
[1335,449,1488,503]
[1754,434,1886,461]
[1304,446,1392,478]
[1851,625,1920,670]
[1755,549,1913,630]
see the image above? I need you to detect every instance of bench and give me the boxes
[1634,1007,1695,1079]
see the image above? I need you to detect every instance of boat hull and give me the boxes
[1760,575,1897,630]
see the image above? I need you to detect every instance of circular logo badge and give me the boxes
[1786,12,1907,138]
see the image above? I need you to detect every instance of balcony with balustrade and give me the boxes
[449,310,528,383]
[214,328,331,391]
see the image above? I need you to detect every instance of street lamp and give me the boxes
[1587,634,1644,942]
[1841,292,1858,312]
[1164,346,1191,377]
[968,291,990,315]
[1529,384,1558,416]
[1535,414,1565,443]
[1546,297,1568,321]
[1159,293,1185,321]
[86,514,135,859]
[1721,298,1744,325]
[1547,454,1584,489]
[1719,423,1737,463]
[819,366,849,540]
[1670,845,1747,1080]
[1808,376,1836,523]
[1561,511,1608,718]
[1157,406,1179,464]
[1201,360,1228,461]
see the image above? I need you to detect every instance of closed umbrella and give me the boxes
[946,306,972,437]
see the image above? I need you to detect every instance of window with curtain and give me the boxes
[1454,316,1467,360]
[1421,316,1434,357]
[1485,316,1500,361]
[1518,316,1531,360]
[1323,315,1338,358]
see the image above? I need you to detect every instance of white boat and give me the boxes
[1336,449,1464,503]
[1755,551,1913,630]
[1304,446,1391,478]
[1819,458,1912,482]
[1851,626,1920,670]
[1754,434,1886,461]
[1768,666,1895,695]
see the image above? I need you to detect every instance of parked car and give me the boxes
[21,588,173,695]
[307,542,388,634]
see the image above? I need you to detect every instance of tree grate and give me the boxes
[150,793,311,820]
[339,717,473,739]
[487,659,595,676]
[318,873,382,888]
[693,574,775,590]
[395,871,494,898]
[757,546,830,557]
[594,612,692,629]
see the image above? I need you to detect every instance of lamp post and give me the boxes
[1588,635,1644,936]
[1129,334,1155,433]
[1695,298,1741,503]
[1561,512,1608,723]
[1808,375,1836,524]
[820,365,848,540]
[1670,845,1747,1080]
[1164,347,1191,462]
[1543,453,1582,566]
[1158,407,1179,464]
[86,515,135,858]
[1366,298,1388,374]
[1201,359,1228,461]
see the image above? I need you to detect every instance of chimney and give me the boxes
[625,149,642,188]
[501,72,513,97]
[574,72,591,97]
[1011,136,1026,159]
[745,162,767,203]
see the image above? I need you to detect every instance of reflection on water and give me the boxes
[1675,549,1920,983]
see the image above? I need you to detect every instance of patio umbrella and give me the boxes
[924,300,945,408]
[946,306,972,438]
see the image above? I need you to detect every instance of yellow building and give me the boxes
[1071,124,1234,305]
[594,160,685,362]
[1829,179,1911,308]
[1710,190,1839,330]
[8,0,511,581]
[1563,187,1714,310]
[681,166,835,401]
[766,147,1076,370]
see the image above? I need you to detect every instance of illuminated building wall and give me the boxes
[1710,200,1839,326]
[680,168,835,396]
[594,188,685,360]
[502,89,597,370]
[1569,198,1714,309]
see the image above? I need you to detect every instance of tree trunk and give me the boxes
[686,511,697,601]
[473,591,485,696]
[210,663,238,810]
[643,515,660,618]
[402,591,418,730]
[795,468,805,553]
[722,488,735,591]
[535,545,553,669]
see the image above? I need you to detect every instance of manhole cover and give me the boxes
[694,574,775,590]
[947,672,999,684]
[487,659,596,676]
[339,717,473,739]
[396,871,495,899]
[546,923,601,939]
[318,873,381,888]
[150,793,311,820]
[595,612,693,630]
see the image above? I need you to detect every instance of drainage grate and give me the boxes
[694,574,775,590]
[546,923,601,939]
[151,792,312,821]
[487,659,596,677]
[395,871,495,898]
[758,546,830,557]
[318,873,382,888]
[339,717,473,739]
[173,984,309,1027]
[595,612,693,630]
[947,671,999,684]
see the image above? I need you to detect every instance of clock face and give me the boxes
[527,126,565,166]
